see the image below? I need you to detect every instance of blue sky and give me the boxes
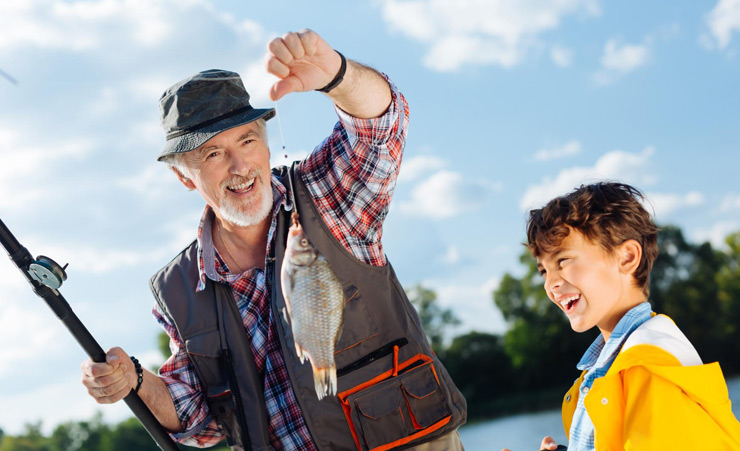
[0,0,738,435]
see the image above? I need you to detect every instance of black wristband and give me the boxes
[316,51,346,93]
[130,356,143,394]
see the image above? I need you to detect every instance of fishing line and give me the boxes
[274,99,299,212]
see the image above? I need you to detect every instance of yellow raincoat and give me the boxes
[562,315,740,450]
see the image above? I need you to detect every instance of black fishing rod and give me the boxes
[0,217,179,451]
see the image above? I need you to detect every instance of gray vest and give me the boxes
[150,165,467,451]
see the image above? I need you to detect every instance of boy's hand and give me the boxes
[500,436,563,451]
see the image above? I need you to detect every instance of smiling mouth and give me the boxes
[226,178,255,194]
[559,294,581,313]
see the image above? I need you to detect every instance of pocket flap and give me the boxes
[401,365,439,399]
[185,330,222,358]
[355,387,402,419]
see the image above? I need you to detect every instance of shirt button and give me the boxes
[582,386,590,394]
[601,398,608,405]
[565,394,571,402]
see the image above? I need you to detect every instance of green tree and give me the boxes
[49,412,110,451]
[406,284,461,354]
[650,226,728,366]
[441,332,516,417]
[717,231,740,372]
[0,422,50,451]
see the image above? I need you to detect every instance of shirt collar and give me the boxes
[194,169,293,292]
[576,301,653,372]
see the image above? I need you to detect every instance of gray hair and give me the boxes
[159,118,268,181]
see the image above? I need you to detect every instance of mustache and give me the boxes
[220,168,263,190]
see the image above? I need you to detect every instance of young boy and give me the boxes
[517,182,740,450]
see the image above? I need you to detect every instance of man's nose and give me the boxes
[228,149,253,175]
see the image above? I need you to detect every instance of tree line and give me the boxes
[1,225,738,448]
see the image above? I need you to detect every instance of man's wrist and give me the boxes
[316,51,346,93]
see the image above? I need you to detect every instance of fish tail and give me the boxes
[313,364,337,400]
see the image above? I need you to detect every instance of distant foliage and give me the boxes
[2,225,738,446]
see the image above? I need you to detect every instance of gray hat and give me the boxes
[157,69,275,161]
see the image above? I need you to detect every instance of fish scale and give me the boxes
[281,212,345,399]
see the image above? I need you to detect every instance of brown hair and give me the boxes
[526,182,659,295]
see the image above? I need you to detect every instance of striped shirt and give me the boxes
[153,77,409,449]
[567,302,654,451]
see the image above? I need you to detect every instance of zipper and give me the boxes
[336,338,409,377]
[222,349,252,450]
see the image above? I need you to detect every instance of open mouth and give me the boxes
[559,294,581,313]
[226,178,255,194]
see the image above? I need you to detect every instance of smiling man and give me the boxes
[80,29,467,451]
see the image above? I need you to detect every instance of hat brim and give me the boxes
[157,107,276,161]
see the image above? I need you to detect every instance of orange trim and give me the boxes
[403,393,423,430]
[369,416,452,451]
[334,332,380,355]
[392,346,399,377]
[344,289,360,305]
[338,354,434,451]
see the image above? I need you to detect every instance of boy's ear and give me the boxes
[617,239,642,276]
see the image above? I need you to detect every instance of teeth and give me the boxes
[229,179,255,190]
[559,294,580,308]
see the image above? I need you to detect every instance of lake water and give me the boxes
[458,375,740,451]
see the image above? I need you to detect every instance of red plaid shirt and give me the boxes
[153,77,408,449]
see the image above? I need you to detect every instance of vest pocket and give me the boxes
[340,356,453,451]
[334,284,381,366]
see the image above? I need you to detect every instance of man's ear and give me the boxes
[617,239,642,277]
[171,167,196,191]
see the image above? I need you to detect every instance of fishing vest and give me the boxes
[150,165,467,451]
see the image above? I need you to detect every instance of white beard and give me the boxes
[219,176,274,227]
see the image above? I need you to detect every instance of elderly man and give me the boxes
[81,29,466,451]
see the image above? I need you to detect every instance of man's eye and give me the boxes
[207,151,219,159]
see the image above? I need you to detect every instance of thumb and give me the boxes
[105,347,127,367]
[270,76,304,101]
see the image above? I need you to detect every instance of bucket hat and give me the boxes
[157,69,275,161]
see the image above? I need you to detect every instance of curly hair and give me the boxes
[526,182,659,296]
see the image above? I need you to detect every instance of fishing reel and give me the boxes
[28,255,68,290]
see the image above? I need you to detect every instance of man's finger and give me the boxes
[296,29,319,56]
[265,56,290,79]
[281,32,305,60]
[267,38,294,66]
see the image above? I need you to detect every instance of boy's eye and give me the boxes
[557,258,570,267]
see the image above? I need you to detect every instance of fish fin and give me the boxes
[294,342,304,360]
[313,364,337,400]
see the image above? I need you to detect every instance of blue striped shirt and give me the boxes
[567,302,653,451]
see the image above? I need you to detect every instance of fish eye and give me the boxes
[300,238,308,246]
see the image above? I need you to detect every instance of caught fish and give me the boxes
[280,212,344,399]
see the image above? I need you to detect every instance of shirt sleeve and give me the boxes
[152,302,225,447]
[298,75,409,266]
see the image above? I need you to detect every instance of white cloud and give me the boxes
[378,0,601,71]
[520,146,656,210]
[400,170,501,219]
[440,245,461,264]
[534,140,581,161]
[705,0,740,50]
[594,38,649,85]
[0,128,93,211]
[720,193,740,212]
[398,154,447,183]
[430,277,506,336]
[645,191,704,219]
[0,0,267,53]
[693,220,740,250]
[550,45,574,67]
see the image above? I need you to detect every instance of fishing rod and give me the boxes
[0,217,179,451]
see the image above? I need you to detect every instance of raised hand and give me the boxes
[265,28,342,101]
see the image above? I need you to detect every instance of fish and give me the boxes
[280,211,345,399]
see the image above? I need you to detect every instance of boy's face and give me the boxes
[536,228,629,340]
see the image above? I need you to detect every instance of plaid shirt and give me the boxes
[567,302,653,451]
[153,77,408,449]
